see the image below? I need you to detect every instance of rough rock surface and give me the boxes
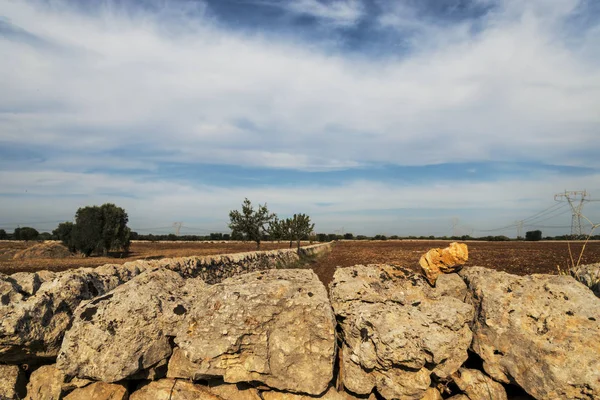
[9,272,44,296]
[420,388,443,400]
[0,264,147,363]
[419,242,468,285]
[0,365,26,400]
[207,382,261,400]
[23,363,93,400]
[25,365,64,400]
[261,387,363,399]
[57,269,200,382]
[130,379,223,400]
[329,265,474,400]
[452,368,507,400]
[571,262,600,297]
[173,269,336,396]
[460,266,600,399]
[63,382,128,400]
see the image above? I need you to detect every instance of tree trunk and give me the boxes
[289,240,293,248]
[256,240,261,250]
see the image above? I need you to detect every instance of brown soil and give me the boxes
[311,240,600,286]
[3,240,599,288]
[0,241,297,275]
[12,242,73,260]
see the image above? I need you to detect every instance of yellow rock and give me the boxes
[419,242,468,285]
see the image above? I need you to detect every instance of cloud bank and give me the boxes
[1,0,599,235]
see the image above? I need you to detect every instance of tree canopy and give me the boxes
[269,213,314,250]
[14,227,39,241]
[228,198,275,249]
[58,203,131,256]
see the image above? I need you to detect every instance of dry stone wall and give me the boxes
[2,243,600,400]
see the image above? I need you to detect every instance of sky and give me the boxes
[1,0,599,237]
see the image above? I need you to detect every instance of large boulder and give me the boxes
[329,265,474,400]
[0,365,26,400]
[207,382,261,400]
[25,365,64,400]
[130,379,224,400]
[57,269,199,382]
[419,242,468,285]
[24,364,92,400]
[571,262,600,297]
[452,368,507,400]
[63,382,128,400]
[460,266,600,399]
[0,262,149,363]
[261,387,365,399]
[173,269,336,396]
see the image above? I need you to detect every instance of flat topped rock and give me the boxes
[0,268,137,363]
[57,269,200,382]
[330,264,474,400]
[173,269,336,396]
[460,266,600,400]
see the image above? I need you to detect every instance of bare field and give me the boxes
[310,240,600,285]
[0,241,296,275]
[2,240,600,288]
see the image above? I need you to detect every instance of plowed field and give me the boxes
[310,240,600,286]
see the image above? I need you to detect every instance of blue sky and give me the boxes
[1,0,599,237]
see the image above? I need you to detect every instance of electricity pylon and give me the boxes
[173,222,183,236]
[515,220,524,239]
[451,217,460,237]
[554,190,589,237]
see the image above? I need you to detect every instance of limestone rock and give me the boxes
[130,379,223,400]
[57,269,199,382]
[571,262,600,297]
[63,382,128,400]
[419,242,468,285]
[25,365,64,400]
[261,386,362,399]
[0,267,141,363]
[452,368,507,400]
[207,382,261,400]
[167,347,206,380]
[0,365,26,400]
[419,388,443,400]
[24,364,93,400]
[129,358,168,381]
[330,265,474,400]
[447,396,469,400]
[10,272,43,296]
[460,266,600,399]
[174,269,336,396]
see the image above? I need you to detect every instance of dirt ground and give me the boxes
[0,241,296,275]
[310,240,600,286]
[2,240,599,288]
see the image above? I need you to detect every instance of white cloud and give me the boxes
[1,0,600,235]
[0,0,599,171]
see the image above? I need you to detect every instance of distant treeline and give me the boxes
[1,228,598,242]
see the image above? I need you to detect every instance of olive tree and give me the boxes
[228,198,275,250]
[53,222,75,251]
[289,213,315,251]
[14,227,39,241]
[269,213,315,251]
[70,203,131,256]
